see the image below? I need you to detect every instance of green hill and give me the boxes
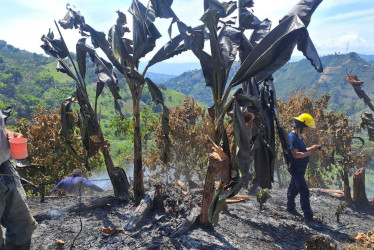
[0,40,190,165]
[145,72,176,83]
[163,52,374,123]
[0,40,187,126]
[358,54,374,64]
[273,52,374,122]
[161,61,241,106]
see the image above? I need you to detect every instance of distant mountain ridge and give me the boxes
[358,54,374,64]
[145,72,176,83]
[162,52,374,122]
[139,61,201,76]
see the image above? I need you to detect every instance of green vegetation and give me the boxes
[335,202,346,223]
[256,189,271,210]
[0,39,186,132]
[0,39,189,181]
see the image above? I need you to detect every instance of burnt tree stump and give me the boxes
[353,168,369,207]
[170,206,200,237]
[124,191,154,231]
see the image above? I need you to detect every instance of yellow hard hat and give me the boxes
[294,113,315,128]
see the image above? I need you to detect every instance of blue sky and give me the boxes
[0,0,373,65]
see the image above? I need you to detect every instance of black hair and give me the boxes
[72,168,83,177]
[293,119,307,137]
[293,119,307,129]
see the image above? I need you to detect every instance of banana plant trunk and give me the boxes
[200,117,225,225]
[97,119,129,197]
[133,98,144,202]
[101,145,129,197]
[200,161,217,225]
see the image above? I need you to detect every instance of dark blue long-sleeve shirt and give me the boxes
[288,131,309,175]
[49,176,104,194]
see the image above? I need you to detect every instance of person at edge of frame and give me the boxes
[0,110,37,250]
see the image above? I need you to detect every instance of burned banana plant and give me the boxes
[149,0,259,225]
[41,28,130,197]
[346,73,374,141]
[230,0,324,190]
[56,1,175,201]
[149,0,323,226]
[361,113,374,142]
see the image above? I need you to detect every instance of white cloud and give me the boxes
[0,0,76,53]
[254,0,300,22]
[308,6,374,55]
[315,32,374,55]
[1,0,374,63]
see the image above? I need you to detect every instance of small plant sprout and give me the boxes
[335,202,346,223]
[256,189,271,210]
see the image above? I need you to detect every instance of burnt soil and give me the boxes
[27,183,374,250]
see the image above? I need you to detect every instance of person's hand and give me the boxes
[14,132,23,138]
[309,145,320,154]
[6,130,23,139]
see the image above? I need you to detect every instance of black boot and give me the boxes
[5,239,31,250]
[286,208,303,217]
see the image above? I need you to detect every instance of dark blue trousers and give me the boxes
[287,173,313,219]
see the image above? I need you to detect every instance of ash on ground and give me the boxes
[27,184,374,250]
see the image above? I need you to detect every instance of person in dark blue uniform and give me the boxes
[286,113,321,222]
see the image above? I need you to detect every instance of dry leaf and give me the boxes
[225,194,249,203]
[54,239,65,247]
[268,210,278,215]
[101,226,116,234]
[176,180,184,188]
[100,226,130,235]
[210,143,230,173]
[351,229,374,244]
[346,74,364,86]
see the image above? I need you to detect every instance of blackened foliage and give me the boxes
[40,30,69,59]
[361,113,374,142]
[145,77,171,163]
[238,0,260,29]
[151,0,176,18]
[129,0,161,63]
